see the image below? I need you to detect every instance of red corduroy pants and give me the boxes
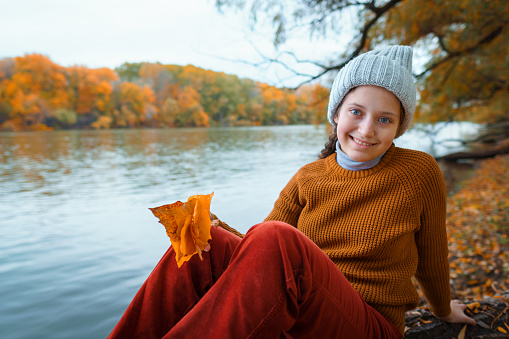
[108,221,401,339]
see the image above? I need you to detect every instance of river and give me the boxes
[0,124,478,338]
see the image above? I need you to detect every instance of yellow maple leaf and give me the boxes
[150,193,213,267]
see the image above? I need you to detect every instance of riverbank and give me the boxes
[446,154,508,300]
[405,154,509,338]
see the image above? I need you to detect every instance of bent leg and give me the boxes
[107,226,241,339]
[166,221,400,339]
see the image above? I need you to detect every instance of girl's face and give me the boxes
[333,85,401,162]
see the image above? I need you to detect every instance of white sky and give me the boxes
[0,0,351,87]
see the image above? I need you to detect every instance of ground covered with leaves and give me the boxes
[406,155,509,338]
[446,155,509,300]
[405,294,509,338]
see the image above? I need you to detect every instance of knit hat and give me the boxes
[327,45,416,138]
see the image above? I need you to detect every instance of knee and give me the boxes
[245,221,300,242]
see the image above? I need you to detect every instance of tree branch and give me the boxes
[292,0,403,88]
[416,23,506,79]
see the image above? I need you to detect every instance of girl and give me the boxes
[108,45,476,338]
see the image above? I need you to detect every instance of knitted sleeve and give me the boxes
[214,220,245,238]
[413,155,451,318]
[209,213,245,238]
[264,172,303,227]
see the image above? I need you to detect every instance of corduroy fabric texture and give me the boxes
[108,223,401,338]
[327,45,417,138]
[265,144,452,335]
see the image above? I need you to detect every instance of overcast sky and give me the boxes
[0,0,350,87]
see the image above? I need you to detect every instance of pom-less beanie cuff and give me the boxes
[327,45,417,138]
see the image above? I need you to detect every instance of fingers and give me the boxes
[451,300,477,326]
[452,299,465,307]
[466,316,477,326]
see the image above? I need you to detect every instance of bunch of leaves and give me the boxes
[446,155,509,300]
[150,193,214,268]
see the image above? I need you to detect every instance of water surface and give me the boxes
[0,124,477,338]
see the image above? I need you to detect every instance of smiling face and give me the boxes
[333,85,402,162]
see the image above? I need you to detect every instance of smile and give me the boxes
[351,136,375,146]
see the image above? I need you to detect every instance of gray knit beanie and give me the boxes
[327,45,416,138]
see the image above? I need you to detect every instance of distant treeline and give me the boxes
[0,54,330,131]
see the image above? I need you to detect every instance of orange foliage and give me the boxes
[91,116,113,130]
[112,82,155,127]
[150,193,214,268]
[1,55,326,130]
[378,0,508,125]
[296,84,330,125]
[0,54,69,130]
[446,155,509,299]
[66,66,117,114]
[0,54,120,130]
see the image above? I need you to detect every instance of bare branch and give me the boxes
[416,23,506,79]
[291,0,403,85]
[278,51,328,68]
[274,0,402,88]
[216,0,403,89]
[436,34,450,54]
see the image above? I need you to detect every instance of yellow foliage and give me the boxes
[375,0,509,125]
[150,193,214,268]
[446,155,509,299]
[0,55,326,130]
[91,116,112,130]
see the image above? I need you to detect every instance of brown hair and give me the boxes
[318,123,338,159]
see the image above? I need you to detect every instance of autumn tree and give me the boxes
[111,82,155,128]
[0,54,70,130]
[215,0,509,128]
[137,63,210,127]
[0,57,15,126]
[172,85,210,127]
[66,66,117,127]
[295,83,330,125]
[1,55,327,130]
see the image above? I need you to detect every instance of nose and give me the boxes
[358,118,375,138]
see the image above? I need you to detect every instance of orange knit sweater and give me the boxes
[264,144,451,335]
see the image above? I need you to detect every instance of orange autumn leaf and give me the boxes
[458,324,467,339]
[466,302,481,310]
[149,193,213,268]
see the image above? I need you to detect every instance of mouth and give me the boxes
[350,136,376,146]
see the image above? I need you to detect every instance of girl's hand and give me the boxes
[437,300,476,326]
[205,214,220,253]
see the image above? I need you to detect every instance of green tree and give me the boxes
[115,62,144,82]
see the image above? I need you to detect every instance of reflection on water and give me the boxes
[0,124,478,338]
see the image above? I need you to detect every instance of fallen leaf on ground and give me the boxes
[458,324,467,339]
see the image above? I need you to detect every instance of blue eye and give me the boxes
[350,109,361,116]
[379,117,391,124]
